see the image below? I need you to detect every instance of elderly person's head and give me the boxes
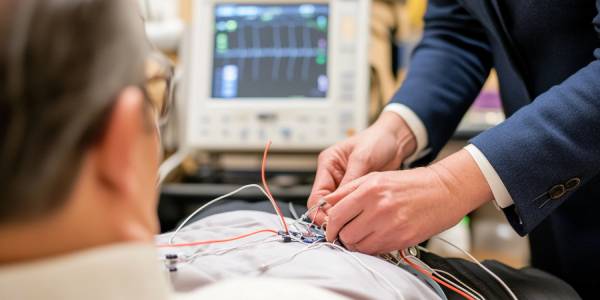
[0,0,170,262]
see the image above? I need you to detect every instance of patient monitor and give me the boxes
[181,0,371,151]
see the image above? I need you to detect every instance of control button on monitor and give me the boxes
[240,128,249,140]
[199,127,211,138]
[318,115,327,124]
[296,115,310,123]
[281,128,292,140]
[339,94,354,102]
[340,112,354,123]
[298,133,306,142]
[341,72,355,80]
[258,128,267,140]
[341,81,355,91]
[257,113,278,122]
[221,129,230,137]
[317,127,327,137]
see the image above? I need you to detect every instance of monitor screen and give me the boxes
[211,3,329,99]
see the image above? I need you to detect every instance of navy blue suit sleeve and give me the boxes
[471,0,600,235]
[390,0,493,164]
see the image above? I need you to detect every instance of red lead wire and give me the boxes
[261,140,289,233]
[399,252,475,300]
[157,229,278,248]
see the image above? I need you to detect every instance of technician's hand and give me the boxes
[324,149,493,254]
[308,112,417,224]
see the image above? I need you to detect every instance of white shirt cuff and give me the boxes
[383,103,431,164]
[464,144,514,209]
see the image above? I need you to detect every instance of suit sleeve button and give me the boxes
[549,184,566,200]
[565,177,581,190]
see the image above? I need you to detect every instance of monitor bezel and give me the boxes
[180,0,371,151]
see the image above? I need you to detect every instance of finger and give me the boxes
[345,231,374,252]
[339,155,371,187]
[325,186,368,242]
[337,212,374,247]
[323,174,371,207]
[308,202,330,225]
[354,232,385,255]
[315,202,337,226]
[308,170,335,207]
[308,153,345,207]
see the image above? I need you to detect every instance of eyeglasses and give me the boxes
[142,51,175,127]
[78,50,175,150]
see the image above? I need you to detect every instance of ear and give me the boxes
[91,87,146,196]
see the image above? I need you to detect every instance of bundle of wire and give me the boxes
[159,140,288,248]
[156,141,518,300]
[396,241,518,300]
[399,251,478,300]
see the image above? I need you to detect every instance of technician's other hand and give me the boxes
[324,150,493,254]
[308,112,417,224]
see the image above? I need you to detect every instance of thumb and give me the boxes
[339,156,371,187]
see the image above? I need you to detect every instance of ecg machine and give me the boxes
[180,0,371,151]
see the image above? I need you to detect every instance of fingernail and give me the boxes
[318,198,327,206]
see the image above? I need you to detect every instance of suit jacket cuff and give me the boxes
[383,103,431,165]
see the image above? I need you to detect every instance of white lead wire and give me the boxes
[431,236,518,300]
[168,184,280,244]
[432,268,486,300]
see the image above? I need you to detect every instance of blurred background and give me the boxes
[139,0,528,268]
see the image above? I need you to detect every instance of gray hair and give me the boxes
[0,0,149,223]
